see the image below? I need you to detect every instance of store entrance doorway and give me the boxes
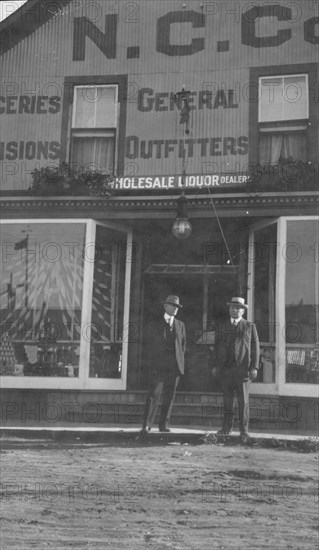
[142,270,236,391]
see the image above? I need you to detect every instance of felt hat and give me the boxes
[163,295,183,308]
[227,297,248,309]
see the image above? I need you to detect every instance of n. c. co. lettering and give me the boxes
[73,6,318,61]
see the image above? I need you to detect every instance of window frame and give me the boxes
[0,218,132,390]
[248,64,318,167]
[248,216,319,398]
[247,218,279,395]
[72,84,119,129]
[70,84,118,174]
[258,74,309,123]
[60,75,128,177]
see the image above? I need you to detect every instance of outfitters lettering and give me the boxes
[125,136,248,160]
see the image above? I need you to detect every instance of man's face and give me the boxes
[164,303,178,317]
[229,305,245,320]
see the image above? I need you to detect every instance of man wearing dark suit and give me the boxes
[141,295,186,433]
[212,297,260,443]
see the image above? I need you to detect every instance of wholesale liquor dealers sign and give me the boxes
[110,173,248,191]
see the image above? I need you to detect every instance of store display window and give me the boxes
[0,219,132,389]
[0,222,85,377]
[249,216,319,391]
[285,219,319,384]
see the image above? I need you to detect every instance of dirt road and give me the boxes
[1,438,318,549]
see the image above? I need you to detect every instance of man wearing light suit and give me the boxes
[212,297,260,443]
[141,295,186,433]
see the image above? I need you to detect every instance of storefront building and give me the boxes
[0,0,318,430]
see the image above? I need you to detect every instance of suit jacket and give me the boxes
[146,315,186,376]
[214,318,260,379]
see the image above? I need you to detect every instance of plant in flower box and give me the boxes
[246,158,317,193]
[29,163,114,196]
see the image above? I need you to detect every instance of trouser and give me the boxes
[221,370,250,434]
[142,371,180,430]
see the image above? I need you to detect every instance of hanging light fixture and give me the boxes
[172,86,193,240]
[172,190,192,240]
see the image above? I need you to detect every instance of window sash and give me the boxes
[259,75,308,123]
[70,133,115,173]
[260,124,307,133]
[71,130,114,138]
[72,85,118,129]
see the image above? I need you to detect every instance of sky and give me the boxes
[0,0,28,22]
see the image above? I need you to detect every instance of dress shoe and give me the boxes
[159,427,171,433]
[240,434,251,445]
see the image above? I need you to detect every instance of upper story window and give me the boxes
[258,75,308,164]
[70,85,118,173]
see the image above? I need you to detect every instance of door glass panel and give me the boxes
[0,223,85,377]
[253,224,277,383]
[285,220,319,384]
[89,225,127,378]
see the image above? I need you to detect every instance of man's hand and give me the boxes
[249,368,258,381]
[212,367,218,378]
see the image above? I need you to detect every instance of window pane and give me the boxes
[73,88,96,128]
[253,224,277,383]
[89,225,127,379]
[285,220,319,384]
[73,86,117,128]
[0,223,85,377]
[259,77,283,122]
[259,75,308,122]
[96,87,117,127]
[71,136,115,172]
[283,76,308,120]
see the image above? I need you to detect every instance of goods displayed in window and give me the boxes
[0,223,85,377]
[251,217,319,386]
[285,220,319,384]
[89,225,126,379]
[286,347,319,384]
[253,223,276,384]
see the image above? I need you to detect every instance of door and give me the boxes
[142,273,236,392]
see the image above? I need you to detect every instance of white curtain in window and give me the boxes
[259,133,306,164]
[71,137,115,172]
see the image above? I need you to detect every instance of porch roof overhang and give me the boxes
[0,191,318,220]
